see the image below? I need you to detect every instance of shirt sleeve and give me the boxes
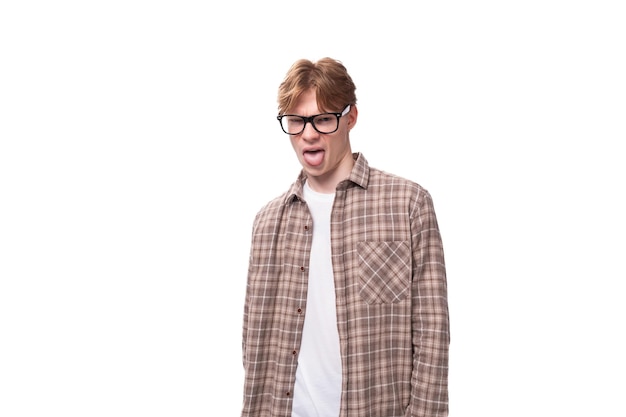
[407,190,450,417]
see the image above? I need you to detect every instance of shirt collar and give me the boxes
[284,153,370,204]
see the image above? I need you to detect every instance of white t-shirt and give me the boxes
[292,181,342,417]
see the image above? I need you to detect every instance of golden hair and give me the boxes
[277,57,357,115]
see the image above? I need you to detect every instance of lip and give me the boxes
[302,146,325,154]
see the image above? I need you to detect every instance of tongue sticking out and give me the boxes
[303,150,325,167]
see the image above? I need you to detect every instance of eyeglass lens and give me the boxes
[281,114,339,135]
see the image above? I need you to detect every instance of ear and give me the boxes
[347,104,358,129]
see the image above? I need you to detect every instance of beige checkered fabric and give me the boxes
[242,153,449,417]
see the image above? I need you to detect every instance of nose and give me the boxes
[301,120,319,141]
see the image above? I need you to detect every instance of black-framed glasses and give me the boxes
[277,105,351,135]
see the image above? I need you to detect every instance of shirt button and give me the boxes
[292,350,297,355]
[300,266,305,271]
[297,308,302,314]
[304,225,309,230]
[286,391,291,397]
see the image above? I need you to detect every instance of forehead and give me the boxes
[289,89,321,115]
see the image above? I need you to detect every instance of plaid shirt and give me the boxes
[242,153,449,417]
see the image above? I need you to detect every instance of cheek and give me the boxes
[331,135,350,152]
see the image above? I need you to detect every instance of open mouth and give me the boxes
[303,149,325,166]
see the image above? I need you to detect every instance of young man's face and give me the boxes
[287,89,358,193]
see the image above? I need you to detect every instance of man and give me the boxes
[241,57,449,417]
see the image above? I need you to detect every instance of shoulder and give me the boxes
[251,185,297,232]
[255,192,289,218]
[367,166,431,201]
[365,167,439,221]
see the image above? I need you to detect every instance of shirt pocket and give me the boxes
[357,241,411,304]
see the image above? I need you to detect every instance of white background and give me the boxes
[1,1,624,416]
